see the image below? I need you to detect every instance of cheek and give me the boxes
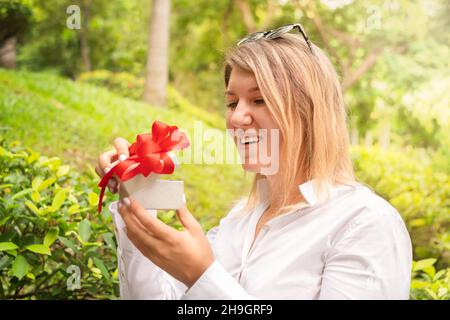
[225,111,232,129]
[254,109,279,131]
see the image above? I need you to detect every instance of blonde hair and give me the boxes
[223,33,355,215]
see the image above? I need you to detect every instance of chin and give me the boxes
[241,163,261,173]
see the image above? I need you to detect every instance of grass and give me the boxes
[0,69,251,227]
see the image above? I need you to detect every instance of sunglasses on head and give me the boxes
[237,23,314,54]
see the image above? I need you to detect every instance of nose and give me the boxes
[230,102,253,128]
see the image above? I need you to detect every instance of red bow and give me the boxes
[97,120,190,212]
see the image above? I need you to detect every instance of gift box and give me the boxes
[118,166,185,210]
[97,120,189,212]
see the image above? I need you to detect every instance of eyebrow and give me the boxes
[224,87,260,96]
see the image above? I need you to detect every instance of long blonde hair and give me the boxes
[223,32,355,215]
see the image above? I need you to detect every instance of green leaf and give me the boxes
[31,190,40,203]
[0,215,12,226]
[413,258,437,272]
[433,269,447,281]
[409,218,427,228]
[57,236,78,253]
[26,272,35,280]
[68,204,80,215]
[423,266,436,278]
[5,250,17,257]
[0,242,19,251]
[93,257,110,280]
[49,189,66,212]
[31,177,43,190]
[64,231,83,244]
[0,255,12,270]
[56,165,70,177]
[103,233,116,252]
[37,177,56,191]
[44,227,59,246]
[25,200,42,215]
[88,192,99,207]
[78,219,92,242]
[26,244,51,255]
[411,280,430,289]
[425,288,439,300]
[40,157,61,171]
[12,188,33,200]
[12,255,29,280]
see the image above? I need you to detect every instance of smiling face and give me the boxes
[225,67,281,174]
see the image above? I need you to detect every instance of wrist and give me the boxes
[184,257,215,288]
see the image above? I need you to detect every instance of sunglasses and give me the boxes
[237,23,314,54]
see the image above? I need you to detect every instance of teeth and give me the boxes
[240,136,261,144]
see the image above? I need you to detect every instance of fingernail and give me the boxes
[121,197,130,207]
[104,166,111,174]
[122,227,127,234]
[119,154,127,162]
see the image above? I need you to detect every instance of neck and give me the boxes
[264,173,306,211]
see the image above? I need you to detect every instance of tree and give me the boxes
[143,0,171,107]
[79,0,92,72]
[0,1,32,69]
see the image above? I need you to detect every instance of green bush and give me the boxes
[410,258,449,300]
[0,137,119,299]
[77,70,145,101]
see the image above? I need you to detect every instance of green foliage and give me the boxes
[0,0,32,44]
[0,138,119,299]
[410,259,449,300]
[77,70,145,100]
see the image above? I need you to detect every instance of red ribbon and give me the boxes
[97,120,190,212]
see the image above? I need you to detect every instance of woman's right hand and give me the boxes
[95,137,130,194]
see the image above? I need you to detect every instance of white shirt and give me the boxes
[109,179,412,300]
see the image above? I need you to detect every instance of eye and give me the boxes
[254,99,265,105]
[226,102,237,109]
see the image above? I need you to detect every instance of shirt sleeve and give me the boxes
[111,198,256,300]
[319,207,413,300]
[180,198,256,300]
[180,260,256,300]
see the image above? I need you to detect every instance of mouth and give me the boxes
[238,135,263,147]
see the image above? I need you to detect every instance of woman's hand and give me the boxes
[95,137,130,193]
[118,197,214,288]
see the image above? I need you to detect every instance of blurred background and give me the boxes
[0,0,448,299]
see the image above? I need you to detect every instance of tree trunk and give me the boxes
[79,0,92,72]
[0,37,17,69]
[142,0,171,107]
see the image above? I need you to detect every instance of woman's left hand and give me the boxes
[117,197,214,288]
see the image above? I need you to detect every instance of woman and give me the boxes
[96,23,412,299]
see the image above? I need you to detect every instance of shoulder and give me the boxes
[330,183,411,248]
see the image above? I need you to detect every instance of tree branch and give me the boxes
[234,0,256,33]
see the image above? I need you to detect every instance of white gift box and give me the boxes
[117,153,185,210]
[119,174,185,210]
